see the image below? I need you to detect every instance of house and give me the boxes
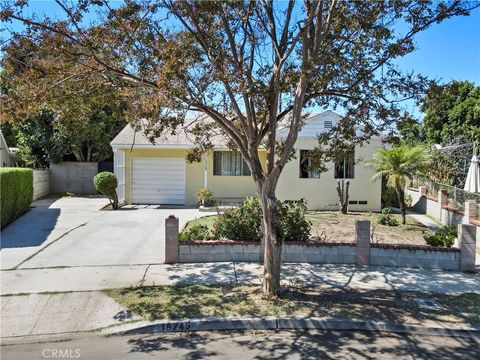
[0,130,15,167]
[110,111,383,211]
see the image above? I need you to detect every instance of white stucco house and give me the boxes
[110,111,384,211]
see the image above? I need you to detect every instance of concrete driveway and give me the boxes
[1,196,205,270]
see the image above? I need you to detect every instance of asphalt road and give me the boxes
[1,330,479,359]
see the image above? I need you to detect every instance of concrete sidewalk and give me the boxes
[2,263,479,295]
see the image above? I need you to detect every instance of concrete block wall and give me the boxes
[369,244,460,270]
[50,162,98,194]
[282,243,356,264]
[179,242,260,263]
[32,169,50,200]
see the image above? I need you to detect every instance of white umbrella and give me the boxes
[464,154,480,193]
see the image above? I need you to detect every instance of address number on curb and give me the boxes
[152,321,197,332]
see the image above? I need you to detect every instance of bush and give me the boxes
[424,225,456,247]
[93,172,118,209]
[278,199,312,242]
[377,208,399,227]
[195,188,214,206]
[0,168,33,228]
[214,196,262,242]
[179,224,211,241]
[213,196,312,242]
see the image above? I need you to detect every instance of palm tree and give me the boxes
[367,145,431,225]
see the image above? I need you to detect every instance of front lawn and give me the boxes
[106,285,480,329]
[308,211,433,245]
[181,211,434,245]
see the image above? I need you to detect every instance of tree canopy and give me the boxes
[420,80,480,145]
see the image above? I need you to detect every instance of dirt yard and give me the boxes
[307,211,434,245]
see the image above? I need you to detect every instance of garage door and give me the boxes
[131,158,185,205]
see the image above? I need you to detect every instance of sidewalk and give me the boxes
[2,263,479,340]
[2,262,479,295]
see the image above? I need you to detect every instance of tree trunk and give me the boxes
[259,181,283,298]
[336,180,350,214]
[396,187,406,225]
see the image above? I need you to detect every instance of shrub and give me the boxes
[195,188,214,206]
[93,172,118,209]
[405,193,413,208]
[214,196,262,242]
[278,199,312,242]
[213,196,312,242]
[424,225,456,247]
[179,224,211,241]
[377,208,399,227]
[0,168,33,228]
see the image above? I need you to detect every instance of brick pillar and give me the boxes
[438,189,448,206]
[355,220,371,266]
[458,224,477,272]
[419,186,427,197]
[165,215,179,264]
[464,200,477,224]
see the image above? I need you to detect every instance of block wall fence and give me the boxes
[164,216,477,272]
[406,186,480,245]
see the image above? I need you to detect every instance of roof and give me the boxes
[110,110,345,148]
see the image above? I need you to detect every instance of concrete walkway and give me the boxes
[2,263,479,295]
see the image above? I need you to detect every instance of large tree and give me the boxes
[0,34,127,163]
[1,0,477,297]
[420,80,480,145]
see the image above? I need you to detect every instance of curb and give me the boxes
[107,316,480,338]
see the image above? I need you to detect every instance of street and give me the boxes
[1,330,479,359]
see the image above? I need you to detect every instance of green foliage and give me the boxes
[195,188,214,206]
[0,168,33,228]
[214,197,263,242]
[278,199,312,242]
[424,225,456,248]
[404,193,413,208]
[377,208,399,227]
[179,224,211,241]
[213,197,311,242]
[421,81,480,144]
[382,185,399,207]
[367,144,431,224]
[13,110,67,168]
[93,172,118,209]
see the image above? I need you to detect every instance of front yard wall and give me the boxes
[50,162,98,194]
[178,241,459,270]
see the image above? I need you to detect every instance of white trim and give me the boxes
[204,154,208,189]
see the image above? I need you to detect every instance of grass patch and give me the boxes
[308,211,433,245]
[106,285,480,328]
[181,216,218,235]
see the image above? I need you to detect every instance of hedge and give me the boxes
[1,168,33,228]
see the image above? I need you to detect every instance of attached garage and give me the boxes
[131,157,186,205]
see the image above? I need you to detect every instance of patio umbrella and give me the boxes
[464,152,480,193]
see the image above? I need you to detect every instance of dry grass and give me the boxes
[106,285,480,329]
[308,211,434,245]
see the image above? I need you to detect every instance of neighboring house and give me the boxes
[0,130,14,167]
[110,111,383,211]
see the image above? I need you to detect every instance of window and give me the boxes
[334,152,355,179]
[299,150,321,178]
[213,151,251,176]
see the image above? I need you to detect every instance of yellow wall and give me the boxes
[118,139,382,211]
[275,138,382,211]
[119,147,264,206]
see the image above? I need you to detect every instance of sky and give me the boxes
[2,1,480,118]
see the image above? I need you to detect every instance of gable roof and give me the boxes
[110,110,344,148]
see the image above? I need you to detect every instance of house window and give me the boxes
[299,150,321,178]
[213,151,251,176]
[334,152,355,179]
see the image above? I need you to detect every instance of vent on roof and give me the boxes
[324,120,333,129]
